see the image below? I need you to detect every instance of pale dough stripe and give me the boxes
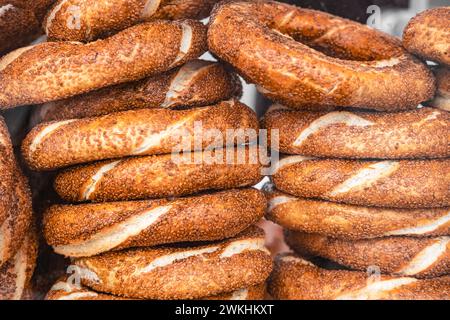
[83,160,122,200]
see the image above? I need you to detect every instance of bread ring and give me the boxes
[271,156,450,208]
[430,67,450,112]
[72,226,272,299]
[286,231,450,279]
[55,145,264,202]
[268,254,450,300]
[45,0,219,42]
[0,20,207,109]
[0,164,33,266]
[0,1,39,56]
[208,1,435,111]
[0,230,38,300]
[23,100,257,171]
[45,278,266,300]
[0,117,14,226]
[262,105,450,159]
[266,189,450,240]
[33,60,242,123]
[403,7,450,66]
[44,188,266,257]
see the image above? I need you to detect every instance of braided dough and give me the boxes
[286,232,450,279]
[55,145,264,202]
[271,156,450,208]
[0,20,207,109]
[0,230,38,300]
[73,226,272,299]
[45,0,219,42]
[262,105,450,159]
[0,164,33,266]
[0,117,14,226]
[44,188,266,257]
[23,99,258,171]
[268,254,450,300]
[403,7,450,66]
[266,189,450,240]
[208,1,435,111]
[34,60,242,123]
[430,67,450,111]
[45,277,266,300]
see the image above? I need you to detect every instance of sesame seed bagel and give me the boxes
[0,229,38,300]
[430,67,450,111]
[0,117,14,226]
[403,7,450,66]
[285,231,450,279]
[45,277,266,300]
[266,189,450,240]
[43,188,266,257]
[73,226,272,299]
[271,156,450,208]
[208,1,435,111]
[22,99,258,171]
[45,0,219,42]
[0,163,33,266]
[33,60,242,123]
[268,254,450,300]
[0,20,207,109]
[0,1,39,56]
[55,145,264,202]
[262,105,449,159]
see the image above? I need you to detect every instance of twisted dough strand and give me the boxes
[0,19,207,109]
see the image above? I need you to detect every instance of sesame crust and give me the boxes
[45,278,266,300]
[403,7,450,66]
[271,157,449,208]
[43,188,266,257]
[0,19,207,109]
[55,145,264,202]
[74,226,273,299]
[262,106,450,159]
[266,189,450,240]
[0,229,38,300]
[0,162,33,266]
[285,232,450,279]
[45,0,219,42]
[268,253,450,300]
[0,117,14,225]
[32,60,242,123]
[208,1,435,111]
[22,99,258,171]
[0,1,40,56]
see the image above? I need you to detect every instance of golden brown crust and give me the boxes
[208,1,435,111]
[23,100,258,171]
[33,60,242,123]
[0,20,207,109]
[0,117,14,225]
[262,105,450,159]
[45,278,266,300]
[403,7,450,66]
[73,226,272,299]
[268,254,450,300]
[45,0,219,42]
[0,229,38,300]
[285,232,450,279]
[266,189,450,240]
[55,145,264,202]
[43,188,266,257]
[0,0,44,56]
[0,162,33,266]
[271,157,450,208]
